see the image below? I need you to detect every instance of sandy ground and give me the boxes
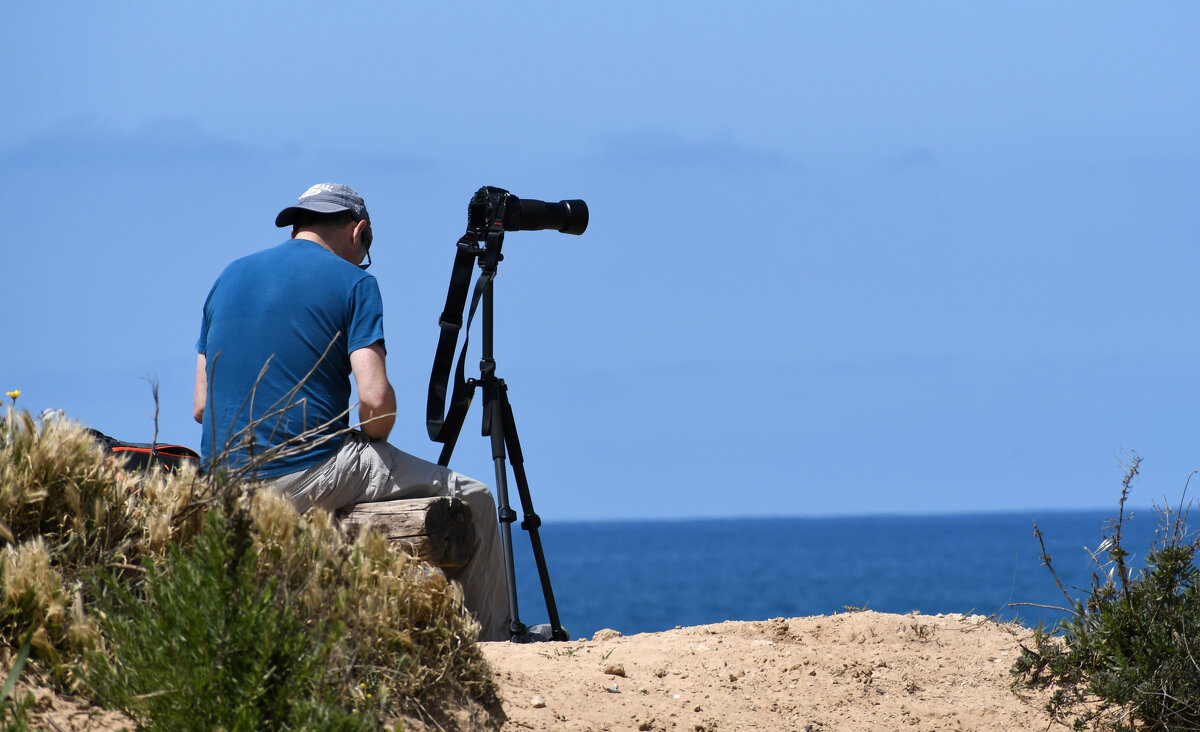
[15,611,1081,731]
[6,684,133,731]
[479,610,1077,732]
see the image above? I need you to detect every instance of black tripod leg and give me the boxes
[482,381,526,638]
[497,385,568,641]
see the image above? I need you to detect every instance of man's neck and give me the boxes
[293,226,362,267]
[294,230,333,252]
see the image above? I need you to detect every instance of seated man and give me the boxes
[193,183,509,641]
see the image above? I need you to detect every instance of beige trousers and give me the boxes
[265,431,510,641]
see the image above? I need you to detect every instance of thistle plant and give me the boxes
[1012,456,1200,731]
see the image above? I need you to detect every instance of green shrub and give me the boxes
[1012,456,1200,731]
[83,509,375,731]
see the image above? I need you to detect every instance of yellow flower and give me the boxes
[5,390,19,401]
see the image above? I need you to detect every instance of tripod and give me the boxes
[427,199,568,641]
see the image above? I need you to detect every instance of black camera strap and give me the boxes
[426,225,502,466]
[426,188,572,642]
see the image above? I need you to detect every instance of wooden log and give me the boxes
[336,496,475,569]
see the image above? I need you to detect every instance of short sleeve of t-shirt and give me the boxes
[196,287,214,353]
[347,276,385,353]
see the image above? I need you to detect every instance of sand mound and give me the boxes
[480,610,1076,732]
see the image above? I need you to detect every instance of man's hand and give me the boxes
[350,341,396,440]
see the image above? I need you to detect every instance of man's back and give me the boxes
[197,239,385,477]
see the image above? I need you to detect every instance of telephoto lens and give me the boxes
[513,197,588,235]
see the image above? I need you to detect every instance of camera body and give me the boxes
[467,186,588,237]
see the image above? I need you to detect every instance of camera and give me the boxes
[467,186,588,236]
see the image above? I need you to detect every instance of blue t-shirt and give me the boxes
[197,239,385,477]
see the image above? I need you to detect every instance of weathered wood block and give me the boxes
[336,496,475,569]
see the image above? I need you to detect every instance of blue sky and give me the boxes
[2,3,1197,520]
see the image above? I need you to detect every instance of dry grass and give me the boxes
[0,407,500,728]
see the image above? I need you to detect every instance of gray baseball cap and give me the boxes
[275,183,371,227]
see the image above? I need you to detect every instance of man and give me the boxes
[193,183,511,641]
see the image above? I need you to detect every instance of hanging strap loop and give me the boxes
[426,205,507,465]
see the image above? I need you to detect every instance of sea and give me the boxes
[507,509,1179,640]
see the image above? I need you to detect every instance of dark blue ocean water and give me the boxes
[508,510,1174,640]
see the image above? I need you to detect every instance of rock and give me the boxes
[605,663,627,677]
[531,695,546,708]
[592,628,623,641]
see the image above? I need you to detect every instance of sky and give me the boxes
[2,2,1198,521]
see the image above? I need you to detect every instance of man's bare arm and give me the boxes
[350,342,396,440]
[193,353,207,424]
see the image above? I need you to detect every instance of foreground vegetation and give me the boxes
[0,407,500,730]
[1012,456,1200,731]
